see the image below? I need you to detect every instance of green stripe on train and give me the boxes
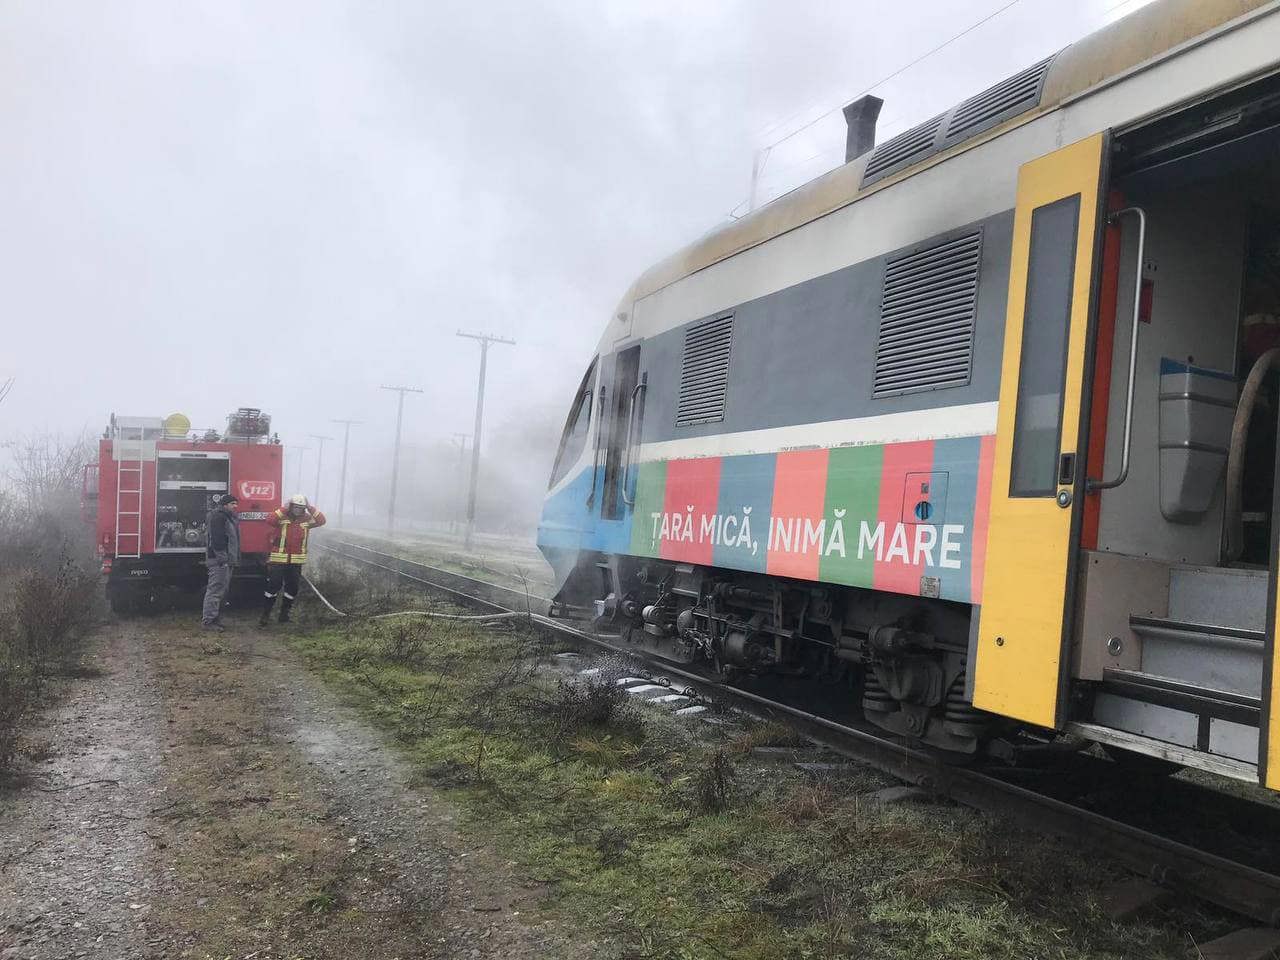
[629,460,668,557]
[819,444,884,589]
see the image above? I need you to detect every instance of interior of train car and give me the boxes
[1069,69,1280,778]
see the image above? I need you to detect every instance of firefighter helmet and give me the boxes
[289,494,309,508]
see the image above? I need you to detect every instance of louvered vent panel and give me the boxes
[872,231,982,398]
[861,113,945,183]
[676,315,733,427]
[943,55,1055,144]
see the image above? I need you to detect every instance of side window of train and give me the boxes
[1009,196,1080,497]
[872,229,983,398]
[549,359,597,488]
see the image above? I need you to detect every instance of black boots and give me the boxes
[259,588,294,626]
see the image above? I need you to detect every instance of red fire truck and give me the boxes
[83,408,284,613]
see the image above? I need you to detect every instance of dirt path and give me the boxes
[0,614,593,960]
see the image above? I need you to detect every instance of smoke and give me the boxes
[346,401,562,536]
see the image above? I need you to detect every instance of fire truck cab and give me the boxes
[85,408,284,613]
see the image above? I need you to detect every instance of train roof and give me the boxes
[615,0,1275,316]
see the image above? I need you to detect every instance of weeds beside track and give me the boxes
[307,537,1280,957]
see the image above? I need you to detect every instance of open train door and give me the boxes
[972,132,1110,729]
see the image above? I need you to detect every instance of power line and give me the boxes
[743,113,916,214]
[757,0,1026,153]
[1101,0,1150,18]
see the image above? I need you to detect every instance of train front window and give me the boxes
[549,359,596,488]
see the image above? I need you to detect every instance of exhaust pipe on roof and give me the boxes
[843,95,884,163]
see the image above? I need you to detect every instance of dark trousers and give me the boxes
[263,563,302,617]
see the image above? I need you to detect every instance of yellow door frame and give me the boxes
[973,132,1111,729]
[1261,454,1280,787]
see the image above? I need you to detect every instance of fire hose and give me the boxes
[301,572,529,623]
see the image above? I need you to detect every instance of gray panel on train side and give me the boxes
[635,210,1014,446]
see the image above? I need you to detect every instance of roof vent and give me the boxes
[861,113,945,186]
[676,315,733,427]
[942,54,1056,145]
[872,230,983,398]
[842,95,884,163]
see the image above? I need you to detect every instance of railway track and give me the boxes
[318,537,1280,935]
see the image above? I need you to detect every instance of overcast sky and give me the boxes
[0,0,1155,510]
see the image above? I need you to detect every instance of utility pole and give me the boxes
[456,331,515,549]
[450,432,470,534]
[284,444,309,496]
[381,385,422,537]
[309,434,333,505]
[331,419,361,529]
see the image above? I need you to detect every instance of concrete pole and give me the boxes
[456,331,514,550]
[331,419,360,529]
[467,340,488,548]
[451,432,470,534]
[309,434,333,505]
[285,445,309,497]
[381,385,422,538]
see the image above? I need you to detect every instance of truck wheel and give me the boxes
[107,583,135,617]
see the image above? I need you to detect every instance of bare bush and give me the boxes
[4,430,92,513]
[543,674,632,730]
[306,554,397,614]
[0,488,97,775]
[690,749,736,814]
[376,621,430,666]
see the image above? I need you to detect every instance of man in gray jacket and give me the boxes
[202,493,240,630]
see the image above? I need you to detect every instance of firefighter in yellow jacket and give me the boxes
[260,494,326,625]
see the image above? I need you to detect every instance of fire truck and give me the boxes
[83,408,284,613]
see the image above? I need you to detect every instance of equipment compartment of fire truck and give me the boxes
[84,408,284,614]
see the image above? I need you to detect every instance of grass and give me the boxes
[285,564,1229,960]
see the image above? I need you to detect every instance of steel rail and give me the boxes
[318,537,1280,926]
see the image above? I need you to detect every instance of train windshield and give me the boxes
[549,359,596,488]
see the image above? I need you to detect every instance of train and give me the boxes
[538,0,1280,789]
[83,408,284,613]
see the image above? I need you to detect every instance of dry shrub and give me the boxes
[306,554,395,614]
[0,492,97,775]
[774,783,838,826]
[691,749,736,814]
[376,620,430,666]
[544,674,632,730]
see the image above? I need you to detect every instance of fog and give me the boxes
[0,0,1154,534]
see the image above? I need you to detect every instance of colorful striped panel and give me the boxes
[600,435,996,604]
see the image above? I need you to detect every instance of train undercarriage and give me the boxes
[559,554,996,755]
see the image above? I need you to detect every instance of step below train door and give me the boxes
[973,132,1110,729]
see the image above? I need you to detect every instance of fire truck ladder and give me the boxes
[114,424,146,559]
